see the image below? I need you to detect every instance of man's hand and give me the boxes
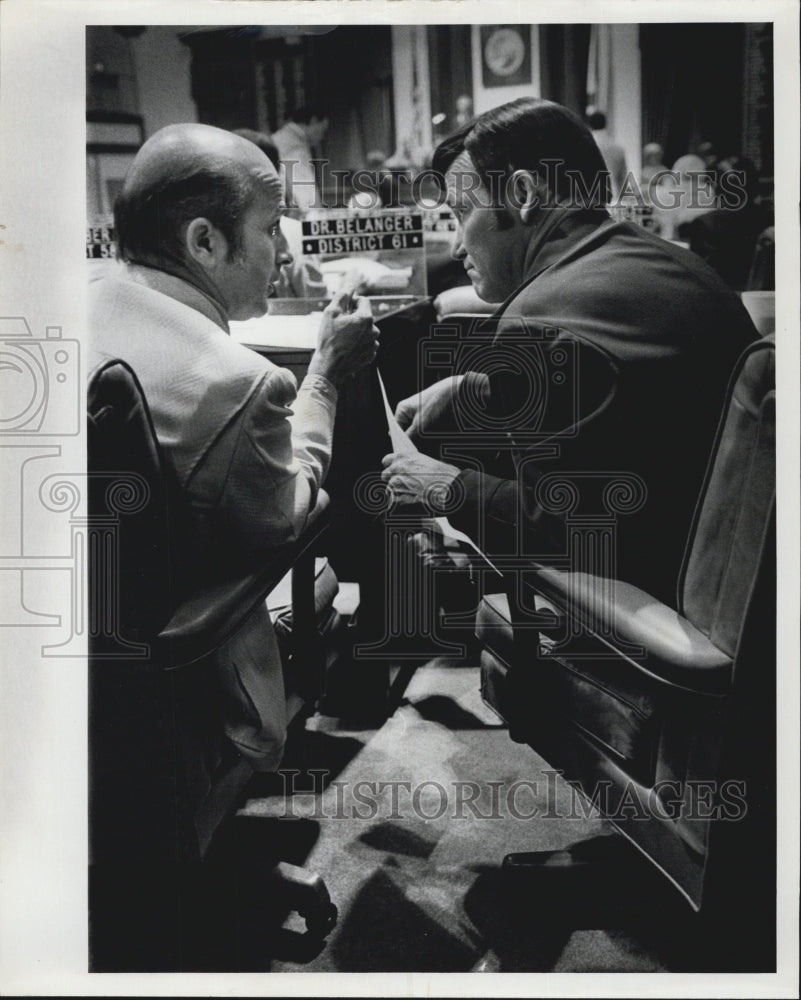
[381,451,461,507]
[308,288,380,388]
[394,375,465,442]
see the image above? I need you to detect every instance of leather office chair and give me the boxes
[433,284,497,321]
[747,225,775,292]
[88,358,340,969]
[476,336,775,922]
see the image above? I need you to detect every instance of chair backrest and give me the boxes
[88,356,334,867]
[747,225,775,291]
[740,290,775,337]
[88,358,203,865]
[87,357,185,640]
[680,337,775,659]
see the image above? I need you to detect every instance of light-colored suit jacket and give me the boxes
[89,263,338,768]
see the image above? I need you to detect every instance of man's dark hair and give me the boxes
[115,167,254,267]
[232,128,280,171]
[432,97,611,212]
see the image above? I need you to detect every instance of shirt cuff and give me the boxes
[299,372,339,406]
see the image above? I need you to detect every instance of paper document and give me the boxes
[230,313,323,349]
[431,518,503,577]
[377,370,418,455]
[376,372,502,576]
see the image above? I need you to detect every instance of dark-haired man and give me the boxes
[382,97,757,604]
[90,122,378,767]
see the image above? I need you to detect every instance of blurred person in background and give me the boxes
[640,141,667,188]
[586,108,628,202]
[272,105,330,213]
[651,153,716,240]
[685,154,773,290]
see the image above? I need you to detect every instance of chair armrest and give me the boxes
[434,285,497,319]
[158,492,331,666]
[526,567,733,694]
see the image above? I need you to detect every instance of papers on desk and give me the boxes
[229,313,322,350]
[319,258,413,295]
[376,371,502,576]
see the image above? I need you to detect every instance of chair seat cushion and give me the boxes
[529,570,733,694]
[475,592,515,661]
[477,592,661,781]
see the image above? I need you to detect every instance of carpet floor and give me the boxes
[221,657,721,973]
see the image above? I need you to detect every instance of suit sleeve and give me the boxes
[445,329,619,557]
[218,367,338,552]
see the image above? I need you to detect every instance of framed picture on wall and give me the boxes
[480,25,532,88]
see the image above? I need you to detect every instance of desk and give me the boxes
[230,296,432,393]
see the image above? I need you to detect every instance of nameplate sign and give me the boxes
[301,213,424,254]
[298,209,428,299]
[86,220,116,259]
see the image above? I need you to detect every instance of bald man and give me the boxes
[90,123,378,769]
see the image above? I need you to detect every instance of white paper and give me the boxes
[230,312,323,350]
[377,369,418,455]
[432,516,503,577]
[377,373,502,575]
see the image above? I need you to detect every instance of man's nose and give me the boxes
[277,231,294,268]
[450,229,466,261]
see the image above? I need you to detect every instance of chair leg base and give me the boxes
[503,832,637,873]
[500,833,662,901]
[269,861,338,938]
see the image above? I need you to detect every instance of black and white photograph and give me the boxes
[0,1,798,995]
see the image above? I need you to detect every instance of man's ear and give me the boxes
[507,169,544,224]
[184,217,228,269]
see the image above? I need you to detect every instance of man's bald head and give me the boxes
[115,123,282,268]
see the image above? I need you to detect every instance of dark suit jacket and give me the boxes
[446,209,758,604]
